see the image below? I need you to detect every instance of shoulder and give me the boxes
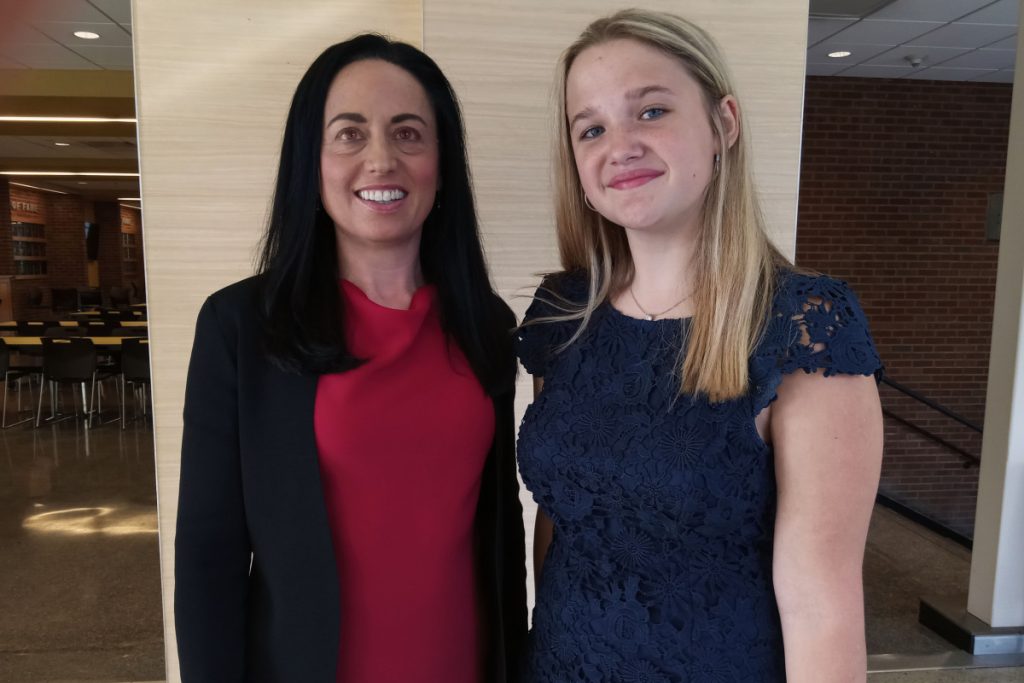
[750,269,882,413]
[771,269,859,316]
[192,274,266,352]
[764,268,881,376]
[516,270,589,377]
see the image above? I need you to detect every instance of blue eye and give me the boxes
[580,125,604,140]
[640,107,666,120]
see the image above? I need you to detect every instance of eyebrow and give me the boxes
[568,85,674,128]
[325,112,429,127]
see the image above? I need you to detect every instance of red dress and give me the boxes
[314,280,494,683]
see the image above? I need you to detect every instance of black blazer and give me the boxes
[175,276,527,682]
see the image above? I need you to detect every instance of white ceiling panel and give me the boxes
[831,19,943,44]
[0,42,96,68]
[71,45,133,69]
[904,65,996,79]
[806,61,850,75]
[838,63,917,77]
[88,0,132,25]
[32,21,132,46]
[870,0,994,22]
[970,68,1015,82]
[940,48,1017,68]
[16,0,111,23]
[863,45,971,66]
[5,20,50,44]
[961,0,1019,26]
[909,21,1016,47]
[984,34,1019,49]
[808,41,895,62]
[809,17,859,44]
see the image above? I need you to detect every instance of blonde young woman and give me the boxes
[516,10,883,682]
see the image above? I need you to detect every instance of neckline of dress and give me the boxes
[603,301,693,325]
[339,278,435,313]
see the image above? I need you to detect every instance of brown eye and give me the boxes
[394,127,421,142]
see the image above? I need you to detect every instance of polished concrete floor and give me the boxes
[0,403,164,683]
[0,400,1021,682]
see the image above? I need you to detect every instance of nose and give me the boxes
[365,135,397,174]
[606,124,643,165]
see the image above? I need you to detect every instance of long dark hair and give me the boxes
[257,34,513,395]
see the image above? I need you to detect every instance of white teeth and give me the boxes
[357,189,407,203]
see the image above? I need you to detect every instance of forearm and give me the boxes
[778,581,867,683]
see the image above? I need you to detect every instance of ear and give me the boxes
[717,94,740,150]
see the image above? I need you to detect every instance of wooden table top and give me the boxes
[3,336,147,348]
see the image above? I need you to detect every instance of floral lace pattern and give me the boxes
[516,270,881,682]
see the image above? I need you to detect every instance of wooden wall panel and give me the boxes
[423,0,810,607]
[131,2,421,679]
[136,0,809,673]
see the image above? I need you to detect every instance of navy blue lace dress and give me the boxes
[515,270,882,683]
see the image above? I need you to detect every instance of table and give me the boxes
[0,320,148,329]
[3,336,145,348]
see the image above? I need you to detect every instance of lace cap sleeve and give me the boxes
[515,271,587,377]
[750,272,883,414]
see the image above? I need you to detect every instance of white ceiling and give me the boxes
[0,0,1016,81]
[808,0,1018,82]
[0,0,133,70]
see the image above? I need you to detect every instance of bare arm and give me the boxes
[531,377,555,589]
[770,370,882,683]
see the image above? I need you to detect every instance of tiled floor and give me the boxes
[0,402,1021,682]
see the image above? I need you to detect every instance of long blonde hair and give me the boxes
[551,8,788,402]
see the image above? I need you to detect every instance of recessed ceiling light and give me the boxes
[77,181,88,185]
[828,51,852,58]
[74,31,100,40]
[117,197,142,201]
[54,142,70,147]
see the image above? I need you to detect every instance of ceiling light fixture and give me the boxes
[0,116,136,123]
[54,141,70,146]
[73,31,100,40]
[9,181,68,195]
[117,197,142,201]
[0,171,140,177]
[828,51,852,58]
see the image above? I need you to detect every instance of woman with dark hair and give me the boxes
[175,34,527,682]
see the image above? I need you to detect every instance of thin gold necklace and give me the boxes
[628,285,691,321]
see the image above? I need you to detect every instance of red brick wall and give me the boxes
[0,180,12,276]
[45,194,89,289]
[95,201,124,290]
[795,76,1010,538]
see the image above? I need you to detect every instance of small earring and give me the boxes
[713,153,721,173]
[583,194,596,212]
[434,193,442,210]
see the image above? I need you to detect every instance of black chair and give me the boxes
[0,339,38,428]
[109,286,131,308]
[112,326,148,337]
[16,321,47,336]
[36,338,101,427]
[120,338,151,428]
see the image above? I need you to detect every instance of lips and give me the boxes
[607,169,664,190]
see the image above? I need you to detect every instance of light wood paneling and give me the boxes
[132,2,420,679]
[424,0,810,608]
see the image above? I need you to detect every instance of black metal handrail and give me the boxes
[881,378,983,433]
[880,377,981,466]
